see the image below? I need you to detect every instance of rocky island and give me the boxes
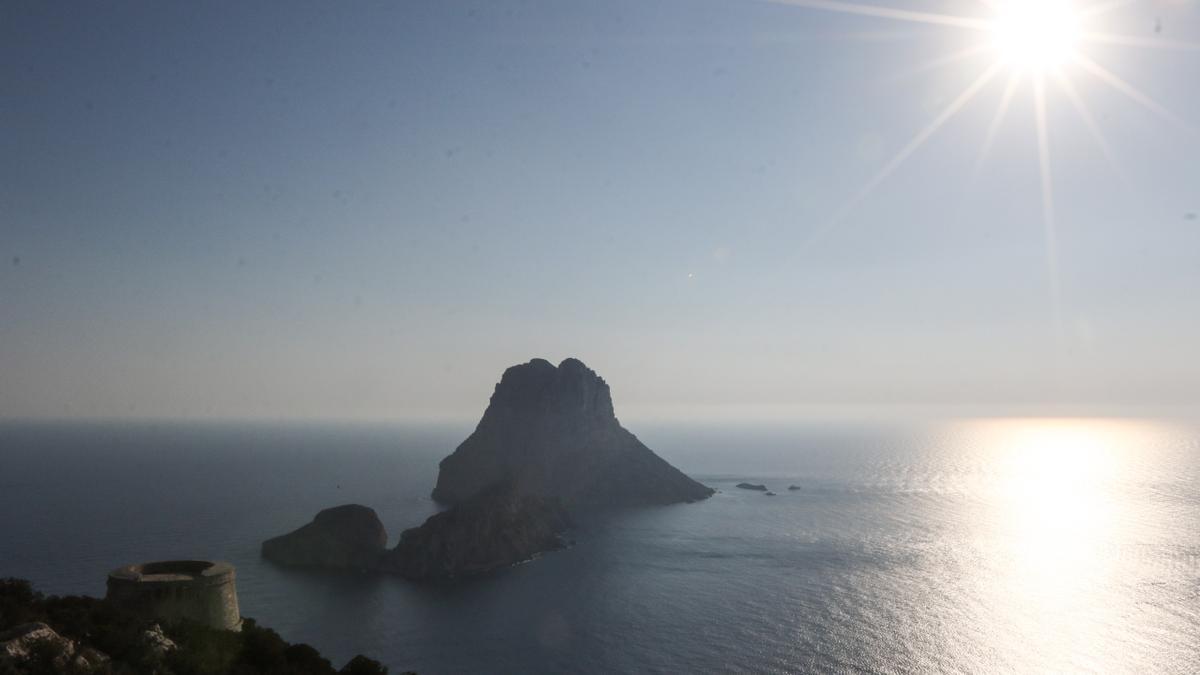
[262,505,388,571]
[433,358,713,508]
[263,358,712,581]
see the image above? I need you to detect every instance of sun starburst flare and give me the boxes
[770,0,1196,336]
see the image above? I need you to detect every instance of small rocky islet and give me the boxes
[262,504,387,571]
[735,483,802,494]
[263,358,713,581]
[730,483,807,496]
[736,483,769,492]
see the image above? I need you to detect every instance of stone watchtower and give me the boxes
[105,560,241,631]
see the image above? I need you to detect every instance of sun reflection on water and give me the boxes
[962,418,1175,670]
[993,421,1125,591]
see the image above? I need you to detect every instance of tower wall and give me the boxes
[105,560,241,632]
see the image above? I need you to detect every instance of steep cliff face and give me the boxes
[382,483,570,581]
[261,504,387,570]
[432,358,713,508]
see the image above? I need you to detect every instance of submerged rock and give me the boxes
[788,485,802,491]
[382,482,571,581]
[764,492,777,497]
[432,358,713,509]
[736,483,768,491]
[262,504,387,570]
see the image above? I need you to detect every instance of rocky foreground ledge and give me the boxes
[0,578,403,675]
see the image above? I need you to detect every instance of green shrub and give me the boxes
[0,579,42,628]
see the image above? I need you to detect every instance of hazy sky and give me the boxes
[3,1,1198,421]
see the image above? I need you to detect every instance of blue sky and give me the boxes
[2,0,1198,421]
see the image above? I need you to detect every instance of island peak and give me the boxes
[433,357,712,508]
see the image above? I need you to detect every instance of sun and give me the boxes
[990,0,1083,71]
[771,0,1194,320]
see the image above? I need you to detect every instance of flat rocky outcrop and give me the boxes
[0,622,109,673]
[261,504,387,570]
[382,483,571,581]
[433,358,713,508]
[736,483,768,492]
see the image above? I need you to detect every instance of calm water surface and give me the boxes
[1,419,1198,674]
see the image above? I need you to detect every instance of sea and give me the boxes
[1,418,1198,674]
